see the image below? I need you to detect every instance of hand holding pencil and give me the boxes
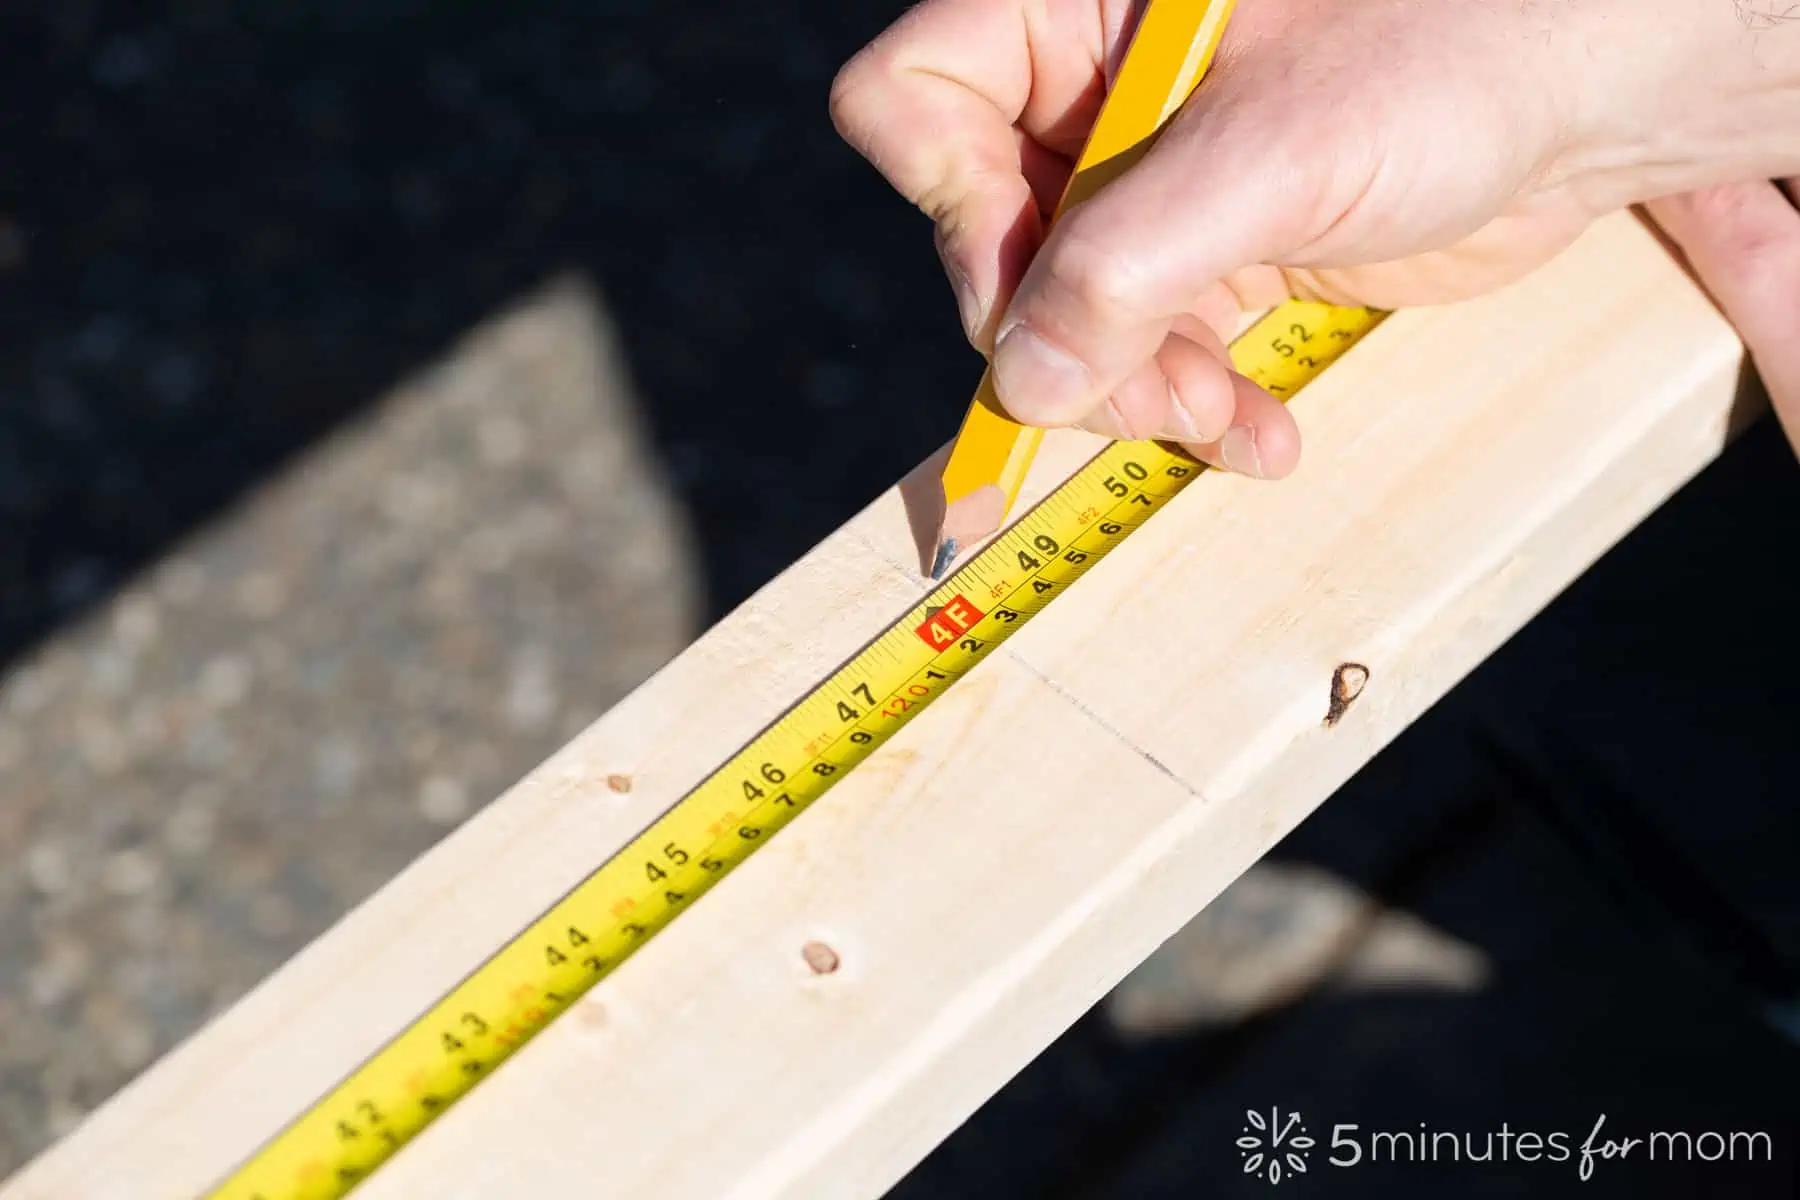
[925,0,1246,577]
[831,0,1800,571]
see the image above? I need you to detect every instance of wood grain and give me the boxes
[3,211,1747,1200]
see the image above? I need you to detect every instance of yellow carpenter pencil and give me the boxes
[932,0,1237,578]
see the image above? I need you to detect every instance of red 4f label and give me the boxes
[914,595,985,650]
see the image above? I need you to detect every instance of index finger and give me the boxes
[829,0,1139,344]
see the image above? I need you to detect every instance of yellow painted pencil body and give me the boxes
[937,0,1237,566]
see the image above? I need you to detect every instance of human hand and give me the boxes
[831,0,1800,477]
[1648,180,1800,451]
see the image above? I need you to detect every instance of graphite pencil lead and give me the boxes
[929,537,959,581]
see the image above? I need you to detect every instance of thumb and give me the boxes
[991,80,1334,426]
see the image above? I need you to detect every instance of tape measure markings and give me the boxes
[207,300,1386,1200]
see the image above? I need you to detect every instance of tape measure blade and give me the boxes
[205,297,1387,1199]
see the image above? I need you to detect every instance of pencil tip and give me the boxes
[929,537,958,581]
[930,484,1007,581]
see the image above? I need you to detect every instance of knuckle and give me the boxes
[826,49,885,145]
[827,48,965,224]
[1691,184,1799,258]
[1042,225,1151,325]
[1682,181,1760,228]
[1671,183,1800,326]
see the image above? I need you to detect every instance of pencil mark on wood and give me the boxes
[1324,663,1370,728]
[1008,651,1206,800]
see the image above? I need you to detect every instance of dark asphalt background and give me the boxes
[3,1,1798,1195]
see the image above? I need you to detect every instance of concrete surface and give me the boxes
[0,279,699,1163]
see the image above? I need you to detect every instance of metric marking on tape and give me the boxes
[205,301,1387,1199]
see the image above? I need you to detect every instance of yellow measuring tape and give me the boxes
[206,299,1384,1199]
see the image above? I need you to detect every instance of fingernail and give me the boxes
[1219,425,1264,478]
[948,264,986,344]
[992,323,1094,425]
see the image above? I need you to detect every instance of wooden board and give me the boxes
[3,211,1748,1199]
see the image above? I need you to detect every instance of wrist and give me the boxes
[1550,0,1800,209]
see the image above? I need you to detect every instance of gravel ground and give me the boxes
[4,1,1800,1194]
[3,0,932,1171]
[0,276,699,1167]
